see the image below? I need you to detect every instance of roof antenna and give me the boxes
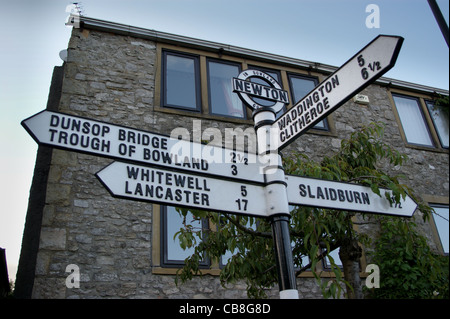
[65,2,84,28]
[71,2,84,16]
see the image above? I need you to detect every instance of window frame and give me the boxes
[322,248,344,270]
[288,72,330,132]
[425,99,449,149]
[391,93,435,148]
[161,50,202,112]
[206,58,246,119]
[160,205,211,268]
[154,43,336,135]
[152,204,367,278]
[390,90,449,153]
[430,203,449,256]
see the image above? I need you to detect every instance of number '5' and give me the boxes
[241,186,247,196]
[357,54,365,67]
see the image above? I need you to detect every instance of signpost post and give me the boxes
[22,34,408,299]
[254,108,298,299]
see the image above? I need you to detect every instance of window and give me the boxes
[162,51,201,111]
[393,94,434,147]
[288,73,329,131]
[426,100,449,149]
[431,204,449,255]
[156,205,352,278]
[161,206,209,267]
[207,60,245,118]
[323,248,343,270]
[219,217,260,268]
[159,47,335,131]
[160,206,261,270]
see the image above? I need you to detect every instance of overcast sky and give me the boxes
[0,0,448,281]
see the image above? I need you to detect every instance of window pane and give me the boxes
[164,53,199,110]
[220,216,257,267]
[431,205,449,254]
[324,248,343,269]
[289,74,328,130]
[393,95,434,147]
[164,206,203,262]
[208,61,245,118]
[290,75,317,102]
[426,101,449,148]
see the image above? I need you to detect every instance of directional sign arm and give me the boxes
[96,161,268,217]
[273,35,403,150]
[285,174,417,217]
[21,110,266,184]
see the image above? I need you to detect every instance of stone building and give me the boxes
[15,16,448,299]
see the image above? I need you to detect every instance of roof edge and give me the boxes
[79,16,448,96]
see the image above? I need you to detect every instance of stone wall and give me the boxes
[27,27,448,299]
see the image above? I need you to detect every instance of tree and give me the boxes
[173,122,442,298]
[365,215,449,299]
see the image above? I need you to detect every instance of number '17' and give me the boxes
[235,199,248,211]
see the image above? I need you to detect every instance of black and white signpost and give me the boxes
[22,34,411,299]
[232,34,406,299]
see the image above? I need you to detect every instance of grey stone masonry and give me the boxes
[24,24,448,299]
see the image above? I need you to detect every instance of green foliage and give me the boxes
[174,210,276,298]
[366,216,449,299]
[434,94,449,108]
[432,93,449,118]
[172,122,445,299]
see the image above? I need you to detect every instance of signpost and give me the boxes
[96,161,267,217]
[273,35,404,150]
[22,34,408,300]
[231,35,404,299]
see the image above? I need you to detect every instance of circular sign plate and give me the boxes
[232,70,289,113]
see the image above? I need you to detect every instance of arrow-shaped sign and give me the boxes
[273,35,403,150]
[285,175,417,217]
[22,110,266,184]
[96,161,268,217]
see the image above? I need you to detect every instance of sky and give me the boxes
[0,0,448,282]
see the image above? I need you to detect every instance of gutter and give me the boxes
[79,16,448,96]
